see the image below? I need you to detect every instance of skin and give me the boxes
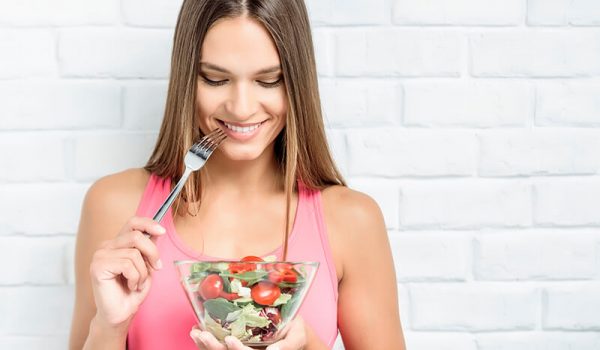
[69,16,405,350]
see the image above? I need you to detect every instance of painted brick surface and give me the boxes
[2,0,599,348]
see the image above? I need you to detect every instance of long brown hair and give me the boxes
[145,0,345,259]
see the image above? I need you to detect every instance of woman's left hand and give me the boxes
[190,316,307,350]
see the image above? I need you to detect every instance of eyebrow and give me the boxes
[200,62,281,75]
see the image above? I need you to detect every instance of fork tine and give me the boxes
[203,132,227,152]
[192,128,225,153]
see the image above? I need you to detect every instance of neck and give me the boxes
[200,147,284,197]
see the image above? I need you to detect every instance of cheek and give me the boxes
[196,86,221,117]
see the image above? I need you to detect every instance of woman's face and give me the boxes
[196,16,287,162]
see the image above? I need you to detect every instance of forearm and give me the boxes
[82,315,129,350]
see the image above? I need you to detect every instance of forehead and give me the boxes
[201,16,281,73]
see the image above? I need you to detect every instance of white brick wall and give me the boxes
[2,1,600,349]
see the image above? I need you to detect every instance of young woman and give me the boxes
[69,0,405,349]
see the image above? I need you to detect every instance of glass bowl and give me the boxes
[175,259,319,347]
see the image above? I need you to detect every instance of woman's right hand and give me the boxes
[89,216,166,328]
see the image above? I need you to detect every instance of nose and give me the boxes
[225,81,258,120]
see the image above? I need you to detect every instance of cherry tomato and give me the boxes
[274,262,293,272]
[267,271,284,283]
[268,269,297,283]
[241,255,264,262]
[229,256,264,274]
[251,281,281,305]
[199,274,223,300]
[229,262,251,274]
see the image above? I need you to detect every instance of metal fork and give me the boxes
[146,128,226,234]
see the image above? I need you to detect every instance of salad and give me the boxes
[183,256,311,343]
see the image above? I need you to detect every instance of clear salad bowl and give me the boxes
[175,258,319,347]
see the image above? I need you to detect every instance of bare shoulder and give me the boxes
[321,185,385,235]
[82,168,151,240]
[86,168,149,202]
[320,185,388,281]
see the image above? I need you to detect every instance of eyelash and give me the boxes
[200,76,283,88]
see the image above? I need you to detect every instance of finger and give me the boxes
[91,256,142,292]
[194,331,227,350]
[265,318,305,350]
[107,230,163,270]
[224,336,250,350]
[123,216,167,238]
[190,328,208,350]
[110,248,150,290]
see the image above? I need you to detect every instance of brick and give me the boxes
[73,132,157,181]
[0,81,121,130]
[528,0,600,26]
[306,0,389,25]
[335,30,461,77]
[59,28,173,78]
[477,332,600,350]
[312,29,334,77]
[0,336,68,349]
[0,237,72,285]
[393,0,523,26]
[389,232,469,281]
[544,284,600,330]
[404,81,531,127]
[471,31,600,77]
[65,240,75,285]
[347,129,477,177]
[320,79,401,128]
[534,178,600,226]
[0,133,66,182]
[400,180,531,229]
[122,0,183,27]
[410,283,538,331]
[475,230,598,280]
[0,286,73,335]
[536,82,600,126]
[479,129,600,176]
[0,29,56,79]
[346,179,400,229]
[0,0,118,26]
[123,81,168,130]
[0,184,87,235]
[404,332,476,350]
[324,128,348,178]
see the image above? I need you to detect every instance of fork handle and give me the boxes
[153,167,192,223]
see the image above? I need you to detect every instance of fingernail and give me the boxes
[156,259,163,270]
[224,337,235,346]
[156,225,166,234]
[190,330,203,342]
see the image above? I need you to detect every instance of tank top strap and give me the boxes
[135,173,170,218]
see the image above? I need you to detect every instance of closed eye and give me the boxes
[201,76,228,86]
[257,77,283,88]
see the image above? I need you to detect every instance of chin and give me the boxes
[218,144,266,161]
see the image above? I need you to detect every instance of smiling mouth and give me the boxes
[217,119,265,134]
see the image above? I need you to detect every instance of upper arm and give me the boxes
[68,169,149,350]
[323,187,406,350]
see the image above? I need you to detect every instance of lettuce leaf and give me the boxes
[204,309,231,341]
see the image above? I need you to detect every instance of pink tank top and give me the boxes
[127,174,339,349]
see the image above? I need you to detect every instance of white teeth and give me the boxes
[224,122,261,133]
